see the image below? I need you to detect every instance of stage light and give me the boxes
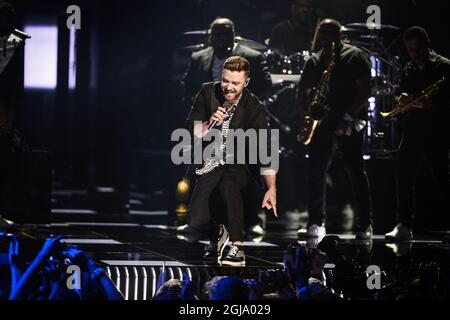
[24,25,58,89]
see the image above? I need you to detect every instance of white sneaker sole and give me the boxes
[221,260,246,267]
[217,236,229,262]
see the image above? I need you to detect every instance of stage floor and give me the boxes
[2,212,449,300]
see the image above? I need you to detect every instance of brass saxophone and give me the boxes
[299,42,336,145]
[380,77,445,119]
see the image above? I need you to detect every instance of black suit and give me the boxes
[184,43,272,102]
[397,52,450,228]
[185,82,271,241]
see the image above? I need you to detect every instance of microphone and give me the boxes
[208,101,237,130]
[12,29,31,40]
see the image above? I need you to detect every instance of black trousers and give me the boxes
[307,126,373,228]
[397,127,450,228]
[188,165,249,242]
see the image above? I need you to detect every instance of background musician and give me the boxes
[269,0,315,55]
[297,19,373,239]
[385,26,450,240]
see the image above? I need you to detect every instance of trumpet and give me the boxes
[380,77,445,119]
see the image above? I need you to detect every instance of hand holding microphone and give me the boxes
[208,102,236,130]
[208,107,227,128]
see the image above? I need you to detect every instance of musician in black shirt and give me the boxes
[269,0,315,55]
[385,26,450,240]
[297,19,373,239]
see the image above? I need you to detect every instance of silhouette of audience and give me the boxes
[1,233,447,300]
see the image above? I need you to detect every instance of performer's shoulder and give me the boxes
[245,90,264,109]
[198,81,216,91]
[235,44,264,59]
[191,47,213,60]
[271,19,289,32]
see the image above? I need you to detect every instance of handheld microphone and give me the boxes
[12,29,31,40]
[208,101,237,130]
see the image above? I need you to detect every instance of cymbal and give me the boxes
[235,36,267,50]
[360,34,384,40]
[346,22,400,31]
[179,43,206,51]
[341,26,362,32]
[184,30,208,35]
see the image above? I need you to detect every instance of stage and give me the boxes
[3,203,448,300]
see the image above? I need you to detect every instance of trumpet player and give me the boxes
[297,19,373,239]
[385,26,450,240]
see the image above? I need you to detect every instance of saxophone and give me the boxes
[299,42,336,145]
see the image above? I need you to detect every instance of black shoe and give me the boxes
[247,218,265,236]
[0,217,14,228]
[355,224,373,240]
[202,225,229,261]
[221,244,245,267]
[217,224,229,261]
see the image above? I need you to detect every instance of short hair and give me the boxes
[292,0,313,7]
[223,56,250,76]
[319,18,342,32]
[205,276,249,300]
[153,279,183,300]
[210,17,235,34]
[403,26,430,44]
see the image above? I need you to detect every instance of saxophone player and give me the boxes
[385,27,450,240]
[297,19,373,239]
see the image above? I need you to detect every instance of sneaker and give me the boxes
[221,244,245,267]
[217,224,229,261]
[202,224,229,261]
[247,224,264,236]
[385,223,412,240]
[0,217,14,227]
[306,224,326,238]
[176,224,189,232]
[202,242,218,260]
[297,226,307,237]
[356,224,373,240]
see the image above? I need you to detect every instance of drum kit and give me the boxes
[181,22,404,155]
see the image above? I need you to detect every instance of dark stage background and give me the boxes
[5,0,449,233]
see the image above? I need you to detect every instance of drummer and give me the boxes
[183,17,272,103]
[269,0,316,55]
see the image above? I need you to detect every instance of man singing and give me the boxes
[183,56,277,266]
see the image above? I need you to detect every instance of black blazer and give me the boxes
[185,82,273,175]
[183,43,272,102]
